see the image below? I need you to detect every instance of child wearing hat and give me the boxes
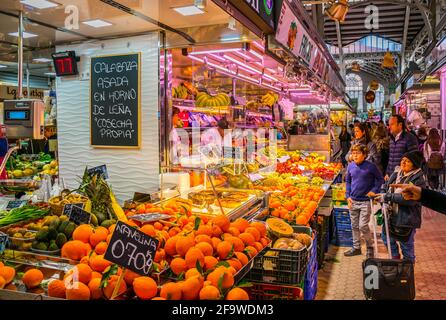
[372,150,426,262]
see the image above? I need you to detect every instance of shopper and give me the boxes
[374,151,425,262]
[345,144,384,258]
[416,126,428,151]
[423,128,445,190]
[0,125,8,179]
[373,123,390,174]
[385,115,418,180]
[346,122,381,172]
[339,125,351,167]
[390,183,446,215]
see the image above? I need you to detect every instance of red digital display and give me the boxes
[52,51,78,76]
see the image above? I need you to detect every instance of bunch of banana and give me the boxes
[172,84,189,99]
[261,92,279,106]
[196,92,230,107]
[246,163,259,173]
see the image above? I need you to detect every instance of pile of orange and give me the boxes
[268,186,322,225]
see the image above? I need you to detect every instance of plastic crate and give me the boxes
[304,234,318,300]
[247,282,304,300]
[332,207,353,247]
[247,226,312,286]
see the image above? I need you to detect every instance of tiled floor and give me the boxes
[316,213,446,300]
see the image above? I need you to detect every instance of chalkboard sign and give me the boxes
[6,200,27,210]
[68,205,91,225]
[69,205,91,224]
[104,221,158,276]
[90,53,140,148]
[88,165,109,179]
[62,203,86,217]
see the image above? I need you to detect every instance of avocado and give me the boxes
[35,242,48,251]
[96,213,107,224]
[101,219,114,229]
[47,227,58,240]
[50,217,61,230]
[58,220,69,233]
[55,233,68,248]
[64,222,76,238]
[35,229,48,242]
[48,240,59,251]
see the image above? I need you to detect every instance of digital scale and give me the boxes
[3,99,45,140]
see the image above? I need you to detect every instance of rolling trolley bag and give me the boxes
[362,199,415,300]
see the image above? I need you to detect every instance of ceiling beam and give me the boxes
[400,6,411,74]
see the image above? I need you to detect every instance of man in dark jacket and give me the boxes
[385,115,418,180]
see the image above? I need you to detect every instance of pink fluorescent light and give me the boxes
[247,49,264,61]
[236,50,255,61]
[208,53,226,63]
[188,55,204,63]
[238,73,260,83]
[223,54,262,75]
[263,73,279,83]
[252,41,264,51]
[190,48,240,55]
[238,64,262,75]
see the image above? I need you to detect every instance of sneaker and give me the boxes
[344,248,362,257]
[366,247,374,259]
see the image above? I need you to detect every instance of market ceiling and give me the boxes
[304,0,435,82]
[0,0,237,78]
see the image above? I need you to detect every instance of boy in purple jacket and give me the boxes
[345,144,384,258]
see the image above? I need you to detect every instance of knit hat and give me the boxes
[402,150,424,169]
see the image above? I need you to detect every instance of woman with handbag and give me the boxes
[371,151,426,262]
[423,128,445,190]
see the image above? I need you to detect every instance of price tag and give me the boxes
[277,155,290,163]
[104,221,158,276]
[6,200,27,210]
[87,165,109,179]
[0,232,9,254]
[298,165,306,171]
[68,205,91,225]
[129,213,172,223]
[132,192,152,203]
[249,173,265,182]
[62,203,85,217]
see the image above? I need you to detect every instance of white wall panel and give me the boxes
[56,34,160,202]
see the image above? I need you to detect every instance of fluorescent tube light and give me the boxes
[33,58,52,62]
[20,0,58,9]
[173,5,205,16]
[8,31,38,38]
[82,19,113,28]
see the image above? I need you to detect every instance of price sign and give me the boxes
[248,173,265,182]
[6,200,27,210]
[68,205,91,225]
[104,221,158,276]
[0,232,9,254]
[277,155,290,163]
[132,192,152,203]
[88,165,109,179]
[62,203,86,216]
[298,165,306,171]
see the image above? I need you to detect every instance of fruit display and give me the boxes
[266,218,293,238]
[31,215,74,253]
[172,82,197,99]
[261,92,279,107]
[49,193,90,216]
[6,154,58,179]
[272,233,312,251]
[195,91,230,107]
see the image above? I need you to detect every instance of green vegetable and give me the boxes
[0,206,50,227]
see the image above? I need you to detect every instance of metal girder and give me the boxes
[348,0,434,43]
[401,6,411,74]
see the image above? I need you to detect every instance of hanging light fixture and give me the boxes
[351,61,360,72]
[326,0,349,23]
[382,50,396,68]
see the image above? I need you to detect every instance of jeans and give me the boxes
[349,200,373,249]
[381,226,416,263]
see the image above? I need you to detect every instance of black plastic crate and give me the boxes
[246,226,313,286]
